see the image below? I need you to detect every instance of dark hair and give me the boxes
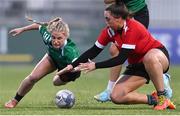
[115,0,123,5]
[105,1,133,19]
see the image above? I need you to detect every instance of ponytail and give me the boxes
[25,15,70,38]
[25,15,48,26]
[115,0,123,5]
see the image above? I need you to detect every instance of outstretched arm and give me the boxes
[56,44,103,75]
[95,48,131,68]
[9,23,40,36]
[71,44,103,67]
[79,48,132,73]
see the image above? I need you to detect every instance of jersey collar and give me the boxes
[123,20,128,34]
[61,39,67,49]
[60,39,67,56]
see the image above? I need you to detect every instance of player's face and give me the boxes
[51,31,66,49]
[104,11,123,30]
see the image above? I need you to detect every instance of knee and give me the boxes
[110,90,126,104]
[110,93,119,104]
[53,75,66,86]
[109,45,119,57]
[53,75,60,86]
[143,53,159,66]
[25,74,39,84]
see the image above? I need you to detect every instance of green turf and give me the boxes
[0,65,180,115]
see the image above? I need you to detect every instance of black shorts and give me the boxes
[48,54,81,82]
[123,46,170,84]
[59,71,81,82]
[134,5,149,29]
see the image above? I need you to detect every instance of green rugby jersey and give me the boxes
[39,25,80,69]
[123,0,146,13]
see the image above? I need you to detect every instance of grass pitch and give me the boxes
[0,65,180,115]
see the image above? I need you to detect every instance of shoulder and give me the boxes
[39,25,49,34]
[39,25,47,31]
[63,41,80,62]
[127,19,146,32]
[64,39,79,54]
[99,27,115,38]
[125,19,149,41]
[66,39,77,48]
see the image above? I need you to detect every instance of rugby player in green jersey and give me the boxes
[5,17,81,108]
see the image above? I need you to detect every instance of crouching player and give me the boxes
[57,2,176,110]
[94,0,173,103]
[5,17,81,108]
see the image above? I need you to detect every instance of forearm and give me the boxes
[71,45,103,67]
[21,23,40,32]
[95,48,132,69]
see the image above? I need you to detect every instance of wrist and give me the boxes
[21,27,26,32]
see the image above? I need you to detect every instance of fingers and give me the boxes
[79,63,88,67]
[9,30,17,36]
[56,67,69,75]
[9,28,21,36]
[56,62,95,76]
[56,65,73,75]
[71,66,81,72]
[80,67,91,74]
[10,32,18,36]
[78,62,95,74]
[9,29,15,34]
[79,67,89,71]
[88,59,92,63]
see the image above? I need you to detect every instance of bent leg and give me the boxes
[143,48,175,110]
[53,75,67,86]
[17,54,56,96]
[53,71,81,86]
[143,49,169,93]
[109,44,122,83]
[94,44,122,102]
[111,75,147,104]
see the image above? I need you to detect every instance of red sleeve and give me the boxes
[95,28,112,49]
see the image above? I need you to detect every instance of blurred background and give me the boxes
[0,0,180,65]
[1,1,180,114]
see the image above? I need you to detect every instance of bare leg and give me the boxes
[94,44,122,102]
[53,75,67,86]
[111,75,147,104]
[17,54,56,96]
[142,49,175,110]
[109,43,121,83]
[4,54,57,108]
[143,49,169,92]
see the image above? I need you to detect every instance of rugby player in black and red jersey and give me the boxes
[57,2,175,110]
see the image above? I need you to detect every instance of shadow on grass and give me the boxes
[73,105,151,110]
[0,105,150,110]
[1,103,179,111]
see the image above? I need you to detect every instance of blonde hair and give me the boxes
[26,16,70,38]
[47,17,70,38]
